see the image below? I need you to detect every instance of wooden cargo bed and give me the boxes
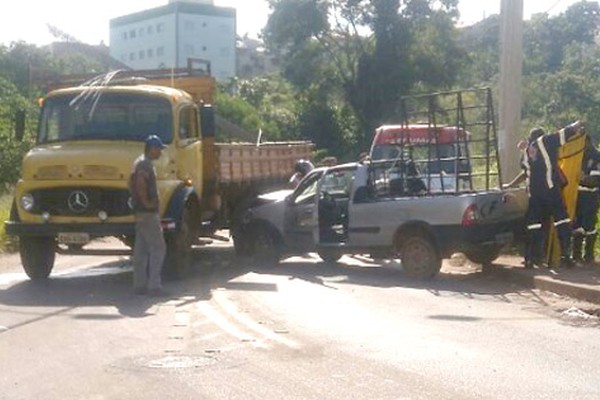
[215,141,313,184]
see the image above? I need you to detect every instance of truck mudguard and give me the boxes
[165,185,196,223]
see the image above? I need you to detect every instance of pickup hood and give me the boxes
[245,189,292,229]
[257,189,293,203]
[21,141,164,181]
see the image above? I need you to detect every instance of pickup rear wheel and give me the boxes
[399,234,441,279]
[20,236,56,281]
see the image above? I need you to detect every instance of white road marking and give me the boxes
[211,290,300,349]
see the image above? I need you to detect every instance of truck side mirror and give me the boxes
[15,110,25,142]
[200,105,215,139]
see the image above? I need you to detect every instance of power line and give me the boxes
[544,0,565,14]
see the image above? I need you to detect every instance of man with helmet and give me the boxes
[289,159,314,188]
[521,121,584,269]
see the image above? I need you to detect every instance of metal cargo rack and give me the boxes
[370,88,501,197]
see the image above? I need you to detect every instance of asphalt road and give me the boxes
[1,241,600,399]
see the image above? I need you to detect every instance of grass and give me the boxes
[0,194,17,253]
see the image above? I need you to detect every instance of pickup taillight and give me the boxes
[462,204,479,226]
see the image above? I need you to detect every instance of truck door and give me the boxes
[176,105,203,196]
[283,171,322,250]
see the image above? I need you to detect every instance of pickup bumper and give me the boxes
[4,219,177,237]
[434,218,526,256]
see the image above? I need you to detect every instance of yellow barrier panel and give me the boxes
[546,133,586,267]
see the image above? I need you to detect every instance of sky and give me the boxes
[0,0,587,47]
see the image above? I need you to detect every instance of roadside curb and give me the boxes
[493,260,600,305]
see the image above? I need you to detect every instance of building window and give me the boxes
[147,48,154,58]
[202,46,207,52]
[148,25,154,34]
[129,29,136,39]
[129,52,136,61]
[202,22,207,28]
[157,46,164,57]
[139,50,145,59]
[122,31,127,40]
[156,23,164,33]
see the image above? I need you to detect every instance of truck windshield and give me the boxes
[38,93,173,144]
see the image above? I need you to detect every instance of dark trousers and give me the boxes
[525,187,571,263]
[572,190,599,261]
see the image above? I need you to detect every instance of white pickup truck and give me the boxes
[232,88,528,278]
[232,160,527,278]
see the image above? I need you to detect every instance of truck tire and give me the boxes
[317,249,342,263]
[231,226,253,257]
[163,201,197,280]
[20,236,56,281]
[399,234,441,279]
[464,245,502,266]
[251,225,281,268]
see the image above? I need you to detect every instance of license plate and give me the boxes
[58,232,90,245]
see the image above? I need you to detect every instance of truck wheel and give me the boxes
[20,236,56,281]
[163,202,197,280]
[317,249,342,263]
[231,226,253,256]
[464,245,502,266]
[252,225,281,268]
[399,234,441,279]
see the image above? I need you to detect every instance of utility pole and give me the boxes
[499,0,524,182]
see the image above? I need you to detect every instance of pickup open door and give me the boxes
[282,171,322,251]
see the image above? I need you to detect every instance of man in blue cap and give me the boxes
[130,135,168,296]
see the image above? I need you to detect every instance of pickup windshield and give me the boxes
[38,92,173,144]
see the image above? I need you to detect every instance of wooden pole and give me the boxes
[499,0,524,182]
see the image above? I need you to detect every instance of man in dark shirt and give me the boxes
[130,135,167,296]
[572,135,600,264]
[523,121,584,268]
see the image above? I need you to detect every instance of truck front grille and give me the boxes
[30,187,132,217]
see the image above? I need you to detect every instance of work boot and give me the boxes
[584,234,597,264]
[572,235,584,262]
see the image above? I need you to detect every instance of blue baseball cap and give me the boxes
[145,135,167,149]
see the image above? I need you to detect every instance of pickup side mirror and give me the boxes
[15,110,25,142]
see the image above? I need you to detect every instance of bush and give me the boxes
[0,194,17,253]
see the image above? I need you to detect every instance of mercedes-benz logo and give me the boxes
[67,190,89,213]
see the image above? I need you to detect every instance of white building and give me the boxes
[109,0,236,81]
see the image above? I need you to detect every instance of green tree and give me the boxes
[264,0,463,153]
[0,75,37,189]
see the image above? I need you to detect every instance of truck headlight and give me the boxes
[20,193,34,212]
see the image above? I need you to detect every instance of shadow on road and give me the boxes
[0,258,214,322]
[207,249,551,308]
[0,245,549,328]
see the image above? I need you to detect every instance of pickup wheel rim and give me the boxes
[399,235,441,279]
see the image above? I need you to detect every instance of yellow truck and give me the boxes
[5,66,312,280]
